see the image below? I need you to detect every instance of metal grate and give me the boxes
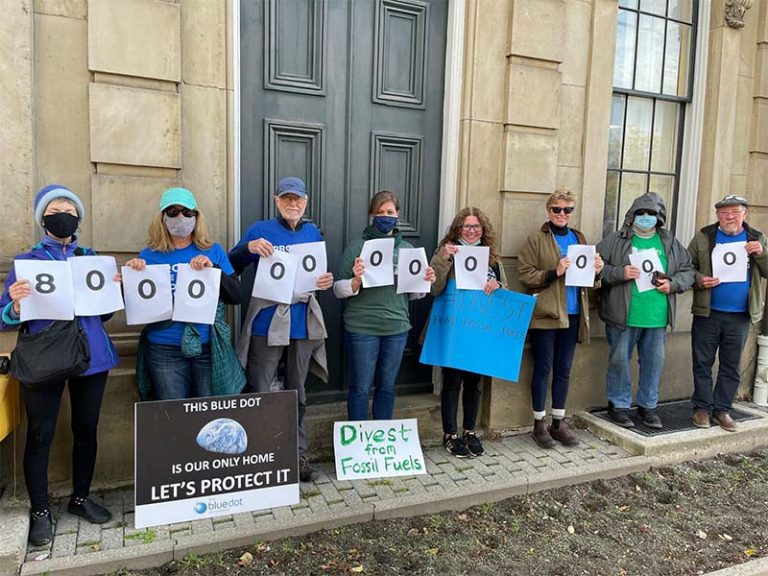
[591,399,760,437]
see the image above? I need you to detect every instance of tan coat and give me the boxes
[517,222,596,343]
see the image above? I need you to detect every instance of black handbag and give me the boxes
[10,320,91,385]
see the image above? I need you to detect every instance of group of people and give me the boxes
[2,180,765,548]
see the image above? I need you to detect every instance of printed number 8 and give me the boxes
[35,273,56,294]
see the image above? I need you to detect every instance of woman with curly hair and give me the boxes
[430,207,506,458]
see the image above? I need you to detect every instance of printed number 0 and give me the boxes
[271,262,286,280]
[642,260,654,273]
[409,260,422,275]
[138,279,156,300]
[370,251,383,267]
[303,255,317,272]
[723,252,736,266]
[35,273,56,294]
[465,256,478,272]
[576,255,587,269]
[188,279,205,299]
[86,270,105,291]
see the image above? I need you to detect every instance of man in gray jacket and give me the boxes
[596,192,694,428]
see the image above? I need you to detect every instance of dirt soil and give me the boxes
[120,450,768,576]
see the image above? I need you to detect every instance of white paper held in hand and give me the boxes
[122,264,174,325]
[454,246,489,290]
[360,238,395,288]
[565,245,596,287]
[251,250,298,304]
[711,241,748,283]
[396,247,430,294]
[628,248,663,293]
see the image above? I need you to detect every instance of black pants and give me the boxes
[20,371,108,512]
[691,311,750,415]
[529,314,580,413]
[440,368,482,435]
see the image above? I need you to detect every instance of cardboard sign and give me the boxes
[360,238,394,288]
[565,245,596,287]
[69,256,125,316]
[290,241,327,294]
[628,248,663,293]
[420,280,535,382]
[122,265,174,325]
[333,418,426,481]
[712,241,748,283]
[252,250,298,304]
[134,391,299,528]
[172,264,222,325]
[14,260,75,321]
[396,247,431,294]
[454,246,489,291]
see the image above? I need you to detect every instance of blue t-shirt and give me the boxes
[229,218,323,340]
[711,228,749,313]
[139,243,234,345]
[554,230,580,315]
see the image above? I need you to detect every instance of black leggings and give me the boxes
[20,371,108,512]
[440,368,482,435]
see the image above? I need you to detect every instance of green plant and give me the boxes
[124,529,156,544]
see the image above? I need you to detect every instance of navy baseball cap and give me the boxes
[275,177,307,198]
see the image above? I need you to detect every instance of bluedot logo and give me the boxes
[193,502,207,514]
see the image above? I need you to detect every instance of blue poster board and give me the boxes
[420,280,536,382]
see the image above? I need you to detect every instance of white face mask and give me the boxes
[163,214,197,238]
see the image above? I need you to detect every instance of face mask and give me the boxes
[458,237,481,247]
[373,215,397,234]
[164,214,197,238]
[42,213,79,239]
[634,214,657,230]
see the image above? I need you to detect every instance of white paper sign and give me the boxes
[122,265,174,325]
[396,247,430,294]
[252,250,298,304]
[712,241,748,283]
[565,245,596,287]
[69,256,124,316]
[628,248,664,293]
[360,238,395,288]
[333,418,427,481]
[454,246,490,290]
[171,265,222,325]
[14,260,75,321]
[290,241,327,294]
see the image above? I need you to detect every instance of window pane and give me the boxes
[623,97,653,170]
[663,22,691,97]
[604,171,621,236]
[619,0,639,8]
[609,95,626,169]
[649,175,675,212]
[651,100,680,173]
[640,0,666,15]
[614,10,638,89]
[635,14,665,93]
[668,0,693,22]
[618,173,648,223]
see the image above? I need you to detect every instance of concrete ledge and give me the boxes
[525,455,651,494]
[703,557,768,576]
[0,489,28,576]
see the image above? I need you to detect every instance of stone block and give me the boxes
[89,83,181,168]
[182,0,226,88]
[458,120,504,220]
[562,0,591,87]
[34,0,86,18]
[731,75,752,176]
[758,45,768,98]
[507,64,561,129]
[753,99,768,153]
[558,85,585,168]
[500,193,548,258]
[509,0,565,63]
[92,175,178,253]
[88,0,180,82]
[749,153,768,198]
[34,13,92,246]
[502,127,558,193]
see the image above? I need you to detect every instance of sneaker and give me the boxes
[444,434,471,458]
[299,454,318,482]
[607,402,635,428]
[68,496,111,524]
[28,509,53,547]
[638,406,662,429]
[463,431,485,457]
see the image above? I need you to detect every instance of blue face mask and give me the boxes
[373,215,397,234]
[634,214,657,230]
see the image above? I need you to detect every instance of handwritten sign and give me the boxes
[333,418,426,481]
[420,280,535,382]
[122,265,174,325]
[712,241,748,283]
[454,246,489,290]
[134,391,299,528]
[360,238,394,288]
[14,260,75,321]
[69,256,124,316]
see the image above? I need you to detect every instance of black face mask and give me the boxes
[42,213,79,239]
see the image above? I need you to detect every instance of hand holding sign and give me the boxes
[290,241,327,294]
[360,238,395,288]
[712,241,748,283]
[396,247,431,294]
[454,246,489,290]
[628,249,663,293]
[70,256,125,316]
[172,264,221,324]
[122,264,174,325]
[565,245,596,287]
[14,260,75,321]
[252,250,298,304]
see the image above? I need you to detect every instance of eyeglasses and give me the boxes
[461,224,483,232]
[164,207,198,218]
[549,206,574,215]
[635,209,658,216]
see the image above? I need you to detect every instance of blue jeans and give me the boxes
[346,331,408,420]
[146,343,212,400]
[605,324,666,409]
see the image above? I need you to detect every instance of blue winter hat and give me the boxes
[275,177,307,198]
[159,187,198,211]
[34,184,85,226]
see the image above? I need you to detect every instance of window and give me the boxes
[604,0,697,236]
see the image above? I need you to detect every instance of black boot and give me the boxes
[29,509,53,547]
[607,402,634,428]
[638,406,662,429]
[68,496,111,524]
[532,419,555,449]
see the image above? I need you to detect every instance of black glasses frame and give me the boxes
[164,207,198,218]
[550,206,575,215]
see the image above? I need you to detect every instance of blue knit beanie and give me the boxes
[34,184,85,227]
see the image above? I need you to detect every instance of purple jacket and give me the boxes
[0,236,119,376]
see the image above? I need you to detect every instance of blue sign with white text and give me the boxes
[420,280,536,382]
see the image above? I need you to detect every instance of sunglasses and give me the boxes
[550,206,574,215]
[164,207,198,218]
[635,209,658,216]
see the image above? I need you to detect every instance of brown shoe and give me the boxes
[532,419,555,449]
[714,412,737,432]
[549,420,580,447]
[692,410,711,429]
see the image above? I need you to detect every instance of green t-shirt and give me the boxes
[627,233,668,328]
